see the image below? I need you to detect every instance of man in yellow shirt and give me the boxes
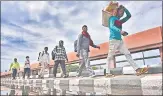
[9,58,20,80]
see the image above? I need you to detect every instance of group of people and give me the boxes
[37,40,69,79]
[9,4,149,80]
[9,56,30,80]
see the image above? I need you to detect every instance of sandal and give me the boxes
[136,67,149,76]
[105,74,115,78]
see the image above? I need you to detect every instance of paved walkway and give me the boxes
[1,73,162,95]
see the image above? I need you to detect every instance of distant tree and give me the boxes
[66,65,79,72]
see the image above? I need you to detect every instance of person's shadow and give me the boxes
[9,84,15,96]
[22,85,30,95]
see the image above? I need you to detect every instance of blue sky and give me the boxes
[1,1,162,72]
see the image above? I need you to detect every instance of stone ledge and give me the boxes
[1,74,162,89]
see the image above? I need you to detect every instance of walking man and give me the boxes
[23,56,30,79]
[52,40,68,78]
[76,25,100,78]
[106,5,148,77]
[38,47,50,79]
[9,58,20,80]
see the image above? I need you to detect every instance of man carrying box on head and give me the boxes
[105,3,149,77]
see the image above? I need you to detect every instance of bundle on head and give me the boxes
[104,1,119,15]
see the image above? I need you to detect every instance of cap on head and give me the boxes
[26,56,29,58]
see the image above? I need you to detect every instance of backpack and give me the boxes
[51,46,58,60]
[74,35,83,52]
[51,50,55,60]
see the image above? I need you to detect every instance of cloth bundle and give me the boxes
[102,1,119,27]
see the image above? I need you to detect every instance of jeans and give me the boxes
[12,69,17,79]
[77,49,95,76]
[53,60,66,77]
[23,68,30,78]
[106,39,138,74]
[39,62,49,77]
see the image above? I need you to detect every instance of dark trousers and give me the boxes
[12,69,17,79]
[23,68,30,78]
[53,60,66,77]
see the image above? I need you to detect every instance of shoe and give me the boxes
[63,75,67,78]
[136,67,149,76]
[66,74,69,78]
[89,75,96,78]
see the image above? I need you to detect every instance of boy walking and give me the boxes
[39,47,50,79]
[23,56,30,79]
[9,58,20,80]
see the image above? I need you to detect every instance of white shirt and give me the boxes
[40,51,50,64]
[24,60,30,68]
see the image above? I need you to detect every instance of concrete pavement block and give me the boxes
[94,87,108,95]
[110,67,123,75]
[79,86,94,93]
[111,87,142,95]
[69,86,80,92]
[141,75,162,95]
[110,76,142,95]
[69,72,77,77]
[111,75,141,88]
[47,79,54,85]
[79,78,94,86]
[46,83,54,89]
[54,79,69,86]
[42,80,47,84]
[94,78,111,87]
[56,73,62,77]
[36,79,42,84]
[15,80,18,84]
[147,67,162,74]
[55,85,69,90]
[36,75,39,78]
[81,70,90,77]
[142,89,162,95]
[31,75,36,79]
[23,80,27,84]
[29,80,33,84]
[33,79,42,84]
[69,78,80,86]
[123,66,136,74]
